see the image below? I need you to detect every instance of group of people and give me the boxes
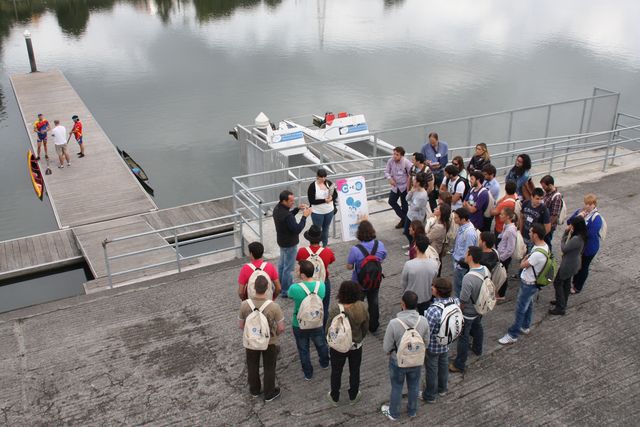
[236,134,606,421]
[32,113,85,168]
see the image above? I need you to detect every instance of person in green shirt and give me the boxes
[290,260,330,380]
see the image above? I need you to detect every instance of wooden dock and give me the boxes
[10,70,157,228]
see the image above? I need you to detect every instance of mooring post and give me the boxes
[24,30,37,73]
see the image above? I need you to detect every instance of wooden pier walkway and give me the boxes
[10,70,157,228]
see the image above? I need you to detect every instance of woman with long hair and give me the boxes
[307,168,338,247]
[550,216,587,315]
[505,153,532,197]
[451,156,468,180]
[568,194,604,294]
[407,220,426,259]
[467,143,491,173]
[325,280,369,406]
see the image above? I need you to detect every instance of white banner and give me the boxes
[336,176,369,242]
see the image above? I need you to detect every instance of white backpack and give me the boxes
[305,247,327,282]
[490,249,508,288]
[326,304,353,353]
[481,188,496,218]
[469,267,496,315]
[246,262,274,300]
[553,193,568,225]
[243,300,272,351]
[395,318,426,368]
[432,300,464,345]
[514,231,527,260]
[297,282,324,330]
[593,212,607,241]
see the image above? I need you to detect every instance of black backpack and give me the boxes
[447,176,470,200]
[356,241,384,290]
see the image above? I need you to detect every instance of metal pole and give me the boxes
[542,105,552,159]
[102,239,113,289]
[507,111,514,169]
[258,201,263,243]
[608,94,621,166]
[239,216,245,257]
[466,118,473,158]
[174,230,181,273]
[373,134,379,197]
[563,136,571,168]
[549,138,555,175]
[23,31,37,73]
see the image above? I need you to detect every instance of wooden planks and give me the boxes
[10,70,157,228]
[0,230,83,280]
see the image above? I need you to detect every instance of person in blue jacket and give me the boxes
[567,193,603,294]
[505,154,532,197]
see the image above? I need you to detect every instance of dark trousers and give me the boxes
[360,288,380,332]
[481,216,493,232]
[497,257,512,297]
[429,171,444,211]
[388,189,408,222]
[553,275,572,312]
[454,316,483,371]
[246,345,278,398]
[330,347,363,401]
[573,254,595,293]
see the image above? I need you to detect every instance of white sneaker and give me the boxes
[402,244,410,249]
[520,328,531,335]
[404,251,410,256]
[498,334,518,345]
[381,404,398,421]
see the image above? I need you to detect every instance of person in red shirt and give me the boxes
[296,225,336,324]
[491,180,518,236]
[70,115,85,158]
[237,242,281,301]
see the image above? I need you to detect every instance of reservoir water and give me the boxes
[1,0,640,243]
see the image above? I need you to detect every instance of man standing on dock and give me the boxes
[385,146,412,229]
[51,120,70,169]
[273,190,312,298]
[70,115,85,158]
[421,132,449,211]
[32,113,50,161]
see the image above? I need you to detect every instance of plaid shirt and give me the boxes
[425,297,460,353]
[543,189,563,227]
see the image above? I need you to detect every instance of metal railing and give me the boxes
[101,213,246,288]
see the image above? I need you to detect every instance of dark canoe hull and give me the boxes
[116,146,154,196]
[28,149,44,200]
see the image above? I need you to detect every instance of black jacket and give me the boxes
[273,203,307,248]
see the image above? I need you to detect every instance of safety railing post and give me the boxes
[466,118,473,158]
[563,136,571,168]
[102,239,113,289]
[258,201,264,243]
[548,138,555,174]
[174,229,181,273]
[373,134,379,197]
[542,105,552,159]
[507,111,514,169]
[239,215,245,257]
[608,95,621,166]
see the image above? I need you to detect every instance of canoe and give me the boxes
[116,147,149,181]
[28,149,44,200]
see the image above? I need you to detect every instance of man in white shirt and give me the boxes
[499,223,549,344]
[50,120,70,168]
[440,164,465,210]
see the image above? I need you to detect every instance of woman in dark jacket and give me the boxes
[549,216,587,315]
[467,143,491,173]
[307,168,338,247]
[505,153,532,198]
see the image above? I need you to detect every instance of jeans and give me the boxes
[388,189,408,221]
[292,327,330,379]
[429,171,444,211]
[497,257,512,297]
[453,264,467,298]
[507,281,539,338]
[572,254,595,293]
[330,347,363,401]
[311,211,334,248]
[277,245,297,296]
[454,315,483,371]
[553,275,571,312]
[388,357,421,419]
[322,277,331,331]
[423,350,449,401]
[246,345,278,398]
[360,287,380,332]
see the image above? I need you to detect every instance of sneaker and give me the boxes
[448,362,463,373]
[424,398,436,404]
[350,391,362,405]
[45,154,49,160]
[549,300,556,305]
[321,364,330,370]
[395,220,404,229]
[264,388,281,402]
[520,328,531,335]
[381,404,398,421]
[250,391,261,398]
[498,334,518,345]
[78,153,85,158]
[326,392,338,407]
[304,375,313,381]
[401,244,410,249]
[438,390,447,397]
[404,250,410,256]
[548,308,565,316]
[58,165,64,169]
[570,287,577,294]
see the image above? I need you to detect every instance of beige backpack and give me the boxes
[297,282,324,330]
[243,300,272,351]
[395,318,426,368]
[246,262,274,300]
[326,304,353,353]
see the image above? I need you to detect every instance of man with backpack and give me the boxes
[237,242,281,301]
[450,246,491,373]
[519,188,551,251]
[346,220,387,333]
[381,291,430,421]
[400,234,439,314]
[423,278,461,403]
[463,171,490,230]
[499,223,550,345]
[452,208,478,298]
[297,225,336,326]
[540,175,564,251]
[440,164,468,210]
[289,260,330,380]
[238,276,285,402]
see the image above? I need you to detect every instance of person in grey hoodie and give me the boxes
[549,216,587,315]
[381,291,430,421]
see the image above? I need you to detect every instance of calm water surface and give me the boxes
[1,0,640,241]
